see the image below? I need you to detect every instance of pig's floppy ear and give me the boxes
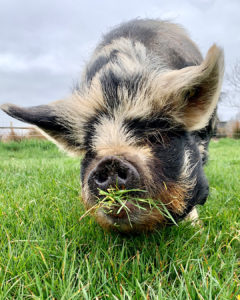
[1,100,84,155]
[157,44,224,131]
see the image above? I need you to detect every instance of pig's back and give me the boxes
[98,19,203,70]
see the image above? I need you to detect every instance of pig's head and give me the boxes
[1,44,224,233]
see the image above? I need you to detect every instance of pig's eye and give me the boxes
[125,116,173,137]
[143,132,167,145]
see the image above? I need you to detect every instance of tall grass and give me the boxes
[0,139,239,299]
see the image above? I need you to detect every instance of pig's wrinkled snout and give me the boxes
[88,156,141,196]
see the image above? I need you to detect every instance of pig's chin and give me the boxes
[83,192,169,233]
[94,209,141,233]
[93,203,167,233]
[95,202,141,230]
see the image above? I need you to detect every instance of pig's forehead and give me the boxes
[79,77,181,152]
[81,99,181,154]
[80,38,169,120]
[71,38,181,151]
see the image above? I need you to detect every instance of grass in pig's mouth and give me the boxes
[79,187,177,227]
[98,188,146,225]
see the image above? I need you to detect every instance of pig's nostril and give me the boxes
[88,156,141,194]
[95,171,109,184]
[118,167,128,181]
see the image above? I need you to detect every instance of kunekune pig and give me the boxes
[1,19,224,233]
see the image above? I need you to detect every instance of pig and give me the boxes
[1,19,224,233]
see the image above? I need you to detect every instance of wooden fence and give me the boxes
[0,123,46,141]
[0,122,239,141]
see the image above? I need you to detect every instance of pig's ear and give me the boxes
[158,44,224,131]
[1,100,84,155]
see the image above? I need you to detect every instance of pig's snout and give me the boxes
[88,156,141,195]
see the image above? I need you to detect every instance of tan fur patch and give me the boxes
[179,149,197,190]
[92,115,136,151]
[156,182,187,214]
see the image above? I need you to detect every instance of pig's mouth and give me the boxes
[83,155,175,231]
[95,188,147,223]
[82,184,179,232]
[97,201,146,230]
[88,184,180,232]
[103,200,134,216]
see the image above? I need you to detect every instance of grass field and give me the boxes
[0,139,239,299]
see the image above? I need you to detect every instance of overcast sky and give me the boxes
[0,0,239,126]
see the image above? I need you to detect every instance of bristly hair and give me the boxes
[1,20,224,158]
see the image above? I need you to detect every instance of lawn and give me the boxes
[0,139,239,299]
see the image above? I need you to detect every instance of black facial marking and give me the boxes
[80,150,97,182]
[124,115,184,141]
[82,108,110,149]
[150,132,188,182]
[83,115,99,150]
[100,70,121,110]
[86,56,110,83]
[86,50,119,83]
[121,73,144,99]
[99,70,144,110]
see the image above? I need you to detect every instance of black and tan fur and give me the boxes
[1,19,224,233]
